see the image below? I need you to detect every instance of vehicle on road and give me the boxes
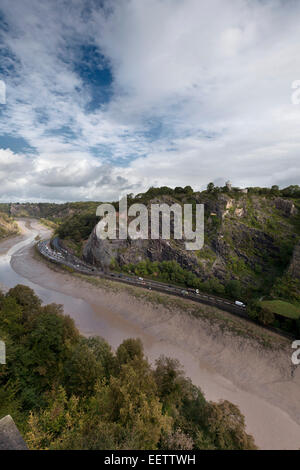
[235,300,246,308]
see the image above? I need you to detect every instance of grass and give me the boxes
[261,300,300,319]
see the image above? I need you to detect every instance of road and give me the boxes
[38,237,250,316]
[37,236,296,340]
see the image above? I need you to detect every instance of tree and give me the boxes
[160,429,194,450]
[154,356,186,411]
[225,280,242,299]
[7,284,42,328]
[199,400,257,450]
[0,296,23,338]
[183,186,193,195]
[258,307,275,326]
[85,336,116,379]
[106,359,171,449]
[116,338,144,366]
[27,305,79,388]
[174,187,184,193]
[207,182,215,193]
[271,185,280,196]
[63,339,104,396]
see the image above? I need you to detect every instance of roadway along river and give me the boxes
[1,218,300,450]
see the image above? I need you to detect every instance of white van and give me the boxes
[235,300,246,308]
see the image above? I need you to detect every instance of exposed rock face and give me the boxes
[83,225,202,275]
[81,192,299,289]
[0,415,28,450]
[274,197,297,217]
[10,204,39,217]
[5,202,81,219]
[288,243,300,279]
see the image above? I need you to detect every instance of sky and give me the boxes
[0,0,300,202]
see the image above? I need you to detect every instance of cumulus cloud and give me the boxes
[0,0,300,201]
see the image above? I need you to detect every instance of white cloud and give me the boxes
[0,0,300,201]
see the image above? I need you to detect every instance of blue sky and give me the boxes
[0,0,300,202]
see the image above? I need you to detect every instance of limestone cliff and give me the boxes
[288,243,300,279]
[82,192,300,293]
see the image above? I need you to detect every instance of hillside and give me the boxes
[0,202,101,225]
[82,191,298,293]
[53,184,300,334]
[3,184,300,333]
[0,212,19,240]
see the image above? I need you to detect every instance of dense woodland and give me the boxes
[0,285,256,450]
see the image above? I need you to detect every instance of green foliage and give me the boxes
[247,300,275,326]
[271,274,300,303]
[260,300,300,320]
[207,182,215,193]
[57,212,98,243]
[121,259,230,297]
[225,280,242,299]
[0,285,256,450]
[0,212,19,239]
[196,400,257,450]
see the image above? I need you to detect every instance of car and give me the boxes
[138,277,144,281]
[195,289,199,294]
[235,300,246,308]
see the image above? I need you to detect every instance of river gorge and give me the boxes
[1,219,300,450]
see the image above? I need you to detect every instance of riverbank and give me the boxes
[0,218,299,449]
[0,230,24,255]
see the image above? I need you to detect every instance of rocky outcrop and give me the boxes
[3,202,84,220]
[288,243,300,279]
[274,198,297,217]
[75,192,300,291]
[83,225,202,275]
[0,415,28,450]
